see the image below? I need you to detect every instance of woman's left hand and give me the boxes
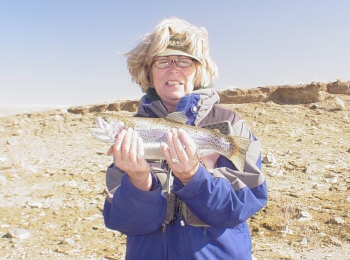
[161,128,200,185]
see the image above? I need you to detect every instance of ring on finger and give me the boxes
[171,157,180,163]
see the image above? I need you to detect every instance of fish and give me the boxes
[89,112,252,172]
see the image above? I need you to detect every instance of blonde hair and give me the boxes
[126,17,218,92]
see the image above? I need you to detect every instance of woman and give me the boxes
[103,17,268,260]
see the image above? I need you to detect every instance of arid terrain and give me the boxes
[1,82,349,259]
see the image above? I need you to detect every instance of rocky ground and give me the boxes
[0,83,349,259]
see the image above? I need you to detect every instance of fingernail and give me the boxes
[161,142,169,150]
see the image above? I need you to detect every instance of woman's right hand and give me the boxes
[107,128,152,191]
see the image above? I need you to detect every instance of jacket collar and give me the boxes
[137,88,220,125]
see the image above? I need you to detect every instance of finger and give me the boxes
[178,129,197,157]
[137,136,145,161]
[114,129,126,162]
[120,128,133,164]
[161,141,171,160]
[172,128,187,161]
[129,130,138,163]
[166,130,180,163]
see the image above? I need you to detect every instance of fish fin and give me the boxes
[228,136,252,172]
[201,121,234,135]
[165,112,188,124]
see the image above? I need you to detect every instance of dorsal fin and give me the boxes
[165,112,188,124]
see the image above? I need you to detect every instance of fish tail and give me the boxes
[227,136,252,172]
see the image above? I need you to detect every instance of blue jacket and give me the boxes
[103,88,268,259]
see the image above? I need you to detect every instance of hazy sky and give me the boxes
[1,1,349,106]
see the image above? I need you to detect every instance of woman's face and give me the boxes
[150,55,197,111]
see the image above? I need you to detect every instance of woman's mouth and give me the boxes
[166,80,184,86]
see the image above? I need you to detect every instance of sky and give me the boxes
[1,1,349,107]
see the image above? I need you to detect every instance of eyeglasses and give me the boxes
[153,58,194,69]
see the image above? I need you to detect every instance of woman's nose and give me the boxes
[168,61,179,72]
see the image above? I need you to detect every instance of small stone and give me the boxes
[262,152,276,164]
[298,211,312,222]
[334,96,346,110]
[310,104,319,109]
[325,176,338,184]
[28,201,43,208]
[284,150,293,155]
[327,217,345,225]
[65,237,75,245]
[300,237,308,245]
[7,228,31,239]
[304,164,317,174]
[11,129,23,136]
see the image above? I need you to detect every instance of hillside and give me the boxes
[1,81,349,259]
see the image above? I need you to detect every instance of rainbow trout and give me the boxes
[89,112,252,172]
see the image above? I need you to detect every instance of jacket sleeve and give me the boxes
[103,164,167,236]
[173,119,268,228]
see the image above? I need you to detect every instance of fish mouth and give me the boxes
[166,80,184,86]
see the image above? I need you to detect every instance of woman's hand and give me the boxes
[161,128,200,185]
[107,128,152,191]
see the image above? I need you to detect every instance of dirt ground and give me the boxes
[0,94,349,259]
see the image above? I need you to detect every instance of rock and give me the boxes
[269,83,327,104]
[89,104,109,113]
[66,82,350,114]
[218,87,270,104]
[304,164,317,174]
[10,129,23,136]
[60,237,75,245]
[327,217,345,225]
[298,211,312,222]
[310,103,319,109]
[333,96,346,110]
[107,100,139,112]
[27,201,43,208]
[119,100,139,112]
[327,81,350,94]
[7,228,31,239]
[67,106,89,115]
[268,169,285,177]
[262,152,277,164]
[300,237,308,245]
[108,102,122,111]
[325,176,338,184]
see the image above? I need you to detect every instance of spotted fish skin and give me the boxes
[89,112,252,172]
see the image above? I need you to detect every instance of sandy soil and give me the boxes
[0,94,349,259]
